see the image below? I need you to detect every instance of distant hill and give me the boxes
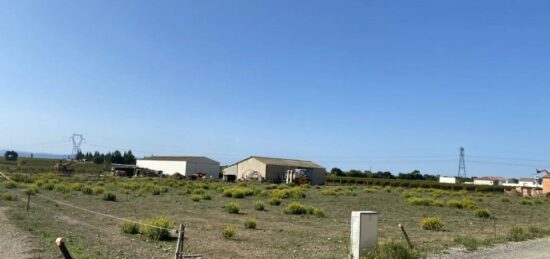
[0,149,69,159]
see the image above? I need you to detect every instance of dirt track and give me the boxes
[431,237,550,259]
[0,207,40,259]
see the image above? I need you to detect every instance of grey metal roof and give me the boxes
[250,156,325,169]
[139,156,219,164]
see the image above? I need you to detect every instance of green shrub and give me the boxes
[454,236,483,251]
[102,192,117,201]
[432,200,445,207]
[81,185,93,195]
[395,187,404,193]
[521,199,534,205]
[54,184,71,193]
[420,216,444,231]
[269,197,282,206]
[407,197,435,206]
[384,186,392,192]
[283,202,307,215]
[93,187,105,195]
[42,182,55,190]
[460,198,477,209]
[193,189,205,195]
[222,225,236,239]
[534,199,543,204]
[500,197,510,202]
[225,202,240,214]
[3,181,17,189]
[364,241,421,259]
[71,183,83,191]
[23,184,39,195]
[508,225,529,241]
[244,219,257,229]
[142,216,175,241]
[474,208,490,218]
[447,199,463,208]
[1,192,16,201]
[202,194,212,200]
[121,222,140,234]
[363,188,378,193]
[253,200,265,211]
[191,194,201,202]
[311,207,325,217]
[223,187,254,198]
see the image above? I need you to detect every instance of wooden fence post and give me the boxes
[26,193,31,212]
[398,224,414,249]
[175,224,185,259]
[55,237,73,259]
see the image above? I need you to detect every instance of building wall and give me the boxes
[543,177,550,194]
[439,177,456,184]
[309,168,326,185]
[473,179,494,186]
[264,165,326,185]
[518,181,541,188]
[236,158,266,180]
[223,164,238,176]
[186,161,220,179]
[136,160,186,176]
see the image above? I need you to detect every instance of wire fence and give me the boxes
[0,171,174,232]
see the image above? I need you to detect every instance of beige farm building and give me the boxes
[222,156,326,185]
[136,156,220,179]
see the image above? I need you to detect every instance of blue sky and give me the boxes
[1,1,549,178]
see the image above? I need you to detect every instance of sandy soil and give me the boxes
[0,207,41,259]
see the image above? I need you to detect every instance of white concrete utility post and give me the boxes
[350,211,378,258]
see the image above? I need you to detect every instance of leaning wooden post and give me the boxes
[26,192,31,212]
[174,224,185,259]
[55,237,73,259]
[398,224,413,249]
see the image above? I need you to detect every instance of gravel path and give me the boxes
[0,207,41,259]
[430,237,550,259]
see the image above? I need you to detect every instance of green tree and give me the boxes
[4,150,18,161]
[330,167,344,176]
[123,150,136,165]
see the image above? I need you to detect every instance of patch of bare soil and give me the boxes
[0,207,42,259]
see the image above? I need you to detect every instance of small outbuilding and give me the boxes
[136,156,220,179]
[223,156,326,185]
[439,176,457,184]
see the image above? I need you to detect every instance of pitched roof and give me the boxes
[139,156,219,164]
[232,156,325,169]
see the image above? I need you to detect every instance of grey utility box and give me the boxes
[349,211,378,258]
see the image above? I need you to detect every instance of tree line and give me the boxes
[329,167,466,181]
[75,150,136,165]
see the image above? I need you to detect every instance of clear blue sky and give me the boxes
[1,1,549,178]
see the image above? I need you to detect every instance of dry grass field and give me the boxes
[1,160,550,258]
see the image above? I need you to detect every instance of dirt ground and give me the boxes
[0,207,41,259]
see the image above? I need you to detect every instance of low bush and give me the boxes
[500,197,510,202]
[3,181,17,189]
[223,225,236,239]
[191,194,201,202]
[283,202,307,215]
[142,216,175,241]
[363,188,378,193]
[54,184,71,193]
[364,241,421,259]
[407,197,435,206]
[225,202,240,214]
[508,225,530,242]
[202,194,212,200]
[23,184,39,195]
[447,199,463,208]
[93,187,105,195]
[474,208,490,218]
[244,219,257,229]
[42,183,55,190]
[253,200,265,211]
[121,222,140,234]
[71,183,83,191]
[521,199,534,205]
[420,216,444,231]
[460,198,477,209]
[102,192,117,201]
[454,236,484,251]
[81,185,93,195]
[384,186,392,192]
[1,192,15,201]
[268,198,281,206]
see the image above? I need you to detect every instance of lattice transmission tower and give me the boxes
[457,147,466,177]
[70,134,84,160]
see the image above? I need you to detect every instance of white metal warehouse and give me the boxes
[136,156,220,179]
